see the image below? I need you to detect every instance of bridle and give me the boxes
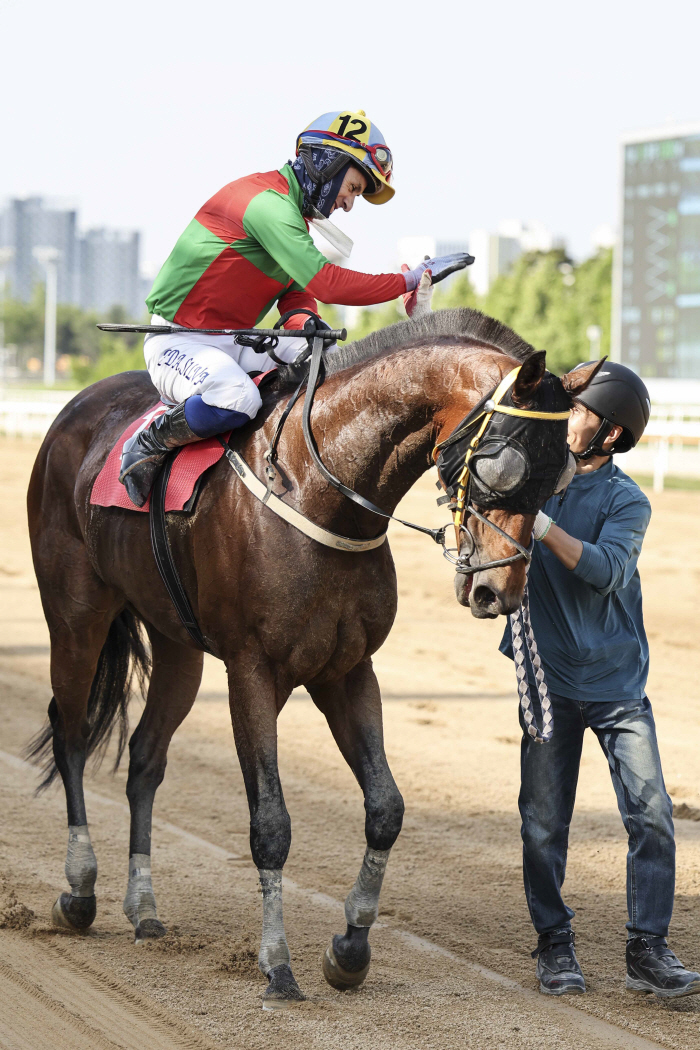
[432,367,571,575]
[254,317,571,580]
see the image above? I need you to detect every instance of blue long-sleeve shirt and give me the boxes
[500,459,651,700]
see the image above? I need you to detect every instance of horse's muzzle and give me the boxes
[469,582,505,619]
[455,571,523,618]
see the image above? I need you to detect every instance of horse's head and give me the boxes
[436,353,603,618]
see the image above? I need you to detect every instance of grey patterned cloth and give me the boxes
[510,579,554,743]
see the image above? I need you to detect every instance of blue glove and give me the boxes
[403,252,474,291]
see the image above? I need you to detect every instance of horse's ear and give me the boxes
[512,351,546,402]
[561,357,606,395]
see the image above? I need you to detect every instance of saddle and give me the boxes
[91,372,276,515]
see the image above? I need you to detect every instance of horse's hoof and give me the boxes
[52,892,96,932]
[322,944,371,990]
[134,918,166,944]
[262,963,306,1011]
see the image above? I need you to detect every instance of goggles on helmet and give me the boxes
[297,130,393,182]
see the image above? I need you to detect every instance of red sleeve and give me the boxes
[277,287,319,331]
[307,264,406,307]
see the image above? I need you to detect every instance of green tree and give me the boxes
[432,271,479,311]
[70,337,146,385]
[1,288,146,386]
[482,248,612,374]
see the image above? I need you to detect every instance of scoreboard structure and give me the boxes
[613,125,700,378]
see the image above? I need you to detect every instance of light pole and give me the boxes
[586,324,602,360]
[0,247,15,387]
[33,246,61,386]
[0,246,14,352]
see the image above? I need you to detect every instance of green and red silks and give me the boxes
[146,165,405,331]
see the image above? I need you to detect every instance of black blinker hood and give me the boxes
[436,372,571,515]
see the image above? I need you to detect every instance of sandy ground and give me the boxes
[1,437,700,1050]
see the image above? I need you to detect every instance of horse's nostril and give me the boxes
[472,585,499,609]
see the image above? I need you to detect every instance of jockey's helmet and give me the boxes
[296,110,394,205]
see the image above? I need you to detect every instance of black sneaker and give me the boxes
[532,929,586,995]
[626,936,700,999]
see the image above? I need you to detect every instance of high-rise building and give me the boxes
[396,236,471,292]
[468,232,521,296]
[397,236,471,269]
[0,197,145,317]
[612,124,700,378]
[0,197,79,304]
[79,228,143,318]
[469,221,562,296]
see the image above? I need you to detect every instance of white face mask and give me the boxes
[308,206,353,259]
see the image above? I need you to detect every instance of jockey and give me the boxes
[119,109,470,505]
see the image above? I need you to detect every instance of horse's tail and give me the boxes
[25,609,151,792]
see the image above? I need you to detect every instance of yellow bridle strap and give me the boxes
[490,405,571,421]
[442,365,571,531]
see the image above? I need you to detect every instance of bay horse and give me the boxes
[26,308,597,1009]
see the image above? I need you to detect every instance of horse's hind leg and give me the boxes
[308,659,404,990]
[123,627,203,943]
[32,573,127,932]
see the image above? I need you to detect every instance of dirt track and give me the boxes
[2,437,700,1049]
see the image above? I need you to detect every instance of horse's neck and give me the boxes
[300,348,475,523]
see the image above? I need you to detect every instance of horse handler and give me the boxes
[500,362,700,999]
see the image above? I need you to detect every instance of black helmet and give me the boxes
[572,360,651,457]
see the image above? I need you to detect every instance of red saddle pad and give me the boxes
[90,403,229,512]
[91,371,276,513]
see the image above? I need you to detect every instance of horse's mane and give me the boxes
[275,308,536,392]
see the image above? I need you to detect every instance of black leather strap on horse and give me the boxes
[301,332,446,543]
[149,451,213,653]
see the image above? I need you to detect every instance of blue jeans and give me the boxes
[519,693,675,938]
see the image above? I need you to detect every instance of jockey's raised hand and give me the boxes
[401,266,433,319]
[402,252,474,291]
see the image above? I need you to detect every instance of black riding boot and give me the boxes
[626,936,700,998]
[532,928,586,995]
[119,402,201,507]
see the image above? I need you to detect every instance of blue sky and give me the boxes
[3,0,699,275]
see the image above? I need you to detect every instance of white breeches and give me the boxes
[143,315,308,417]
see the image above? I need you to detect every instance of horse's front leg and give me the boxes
[227,657,304,1010]
[308,659,404,990]
[124,628,203,942]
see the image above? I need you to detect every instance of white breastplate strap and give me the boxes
[223,448,387,553]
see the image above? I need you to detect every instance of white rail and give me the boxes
[0,392,78,439]
[0,389,698,492]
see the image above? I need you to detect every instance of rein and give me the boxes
[299,333,446,544]
[235,330,570,577]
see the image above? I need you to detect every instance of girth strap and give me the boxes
[149,452,212,653]
[220,439,388,552]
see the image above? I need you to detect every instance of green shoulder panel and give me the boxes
[240,178,328,291]
[146,218,227,320]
